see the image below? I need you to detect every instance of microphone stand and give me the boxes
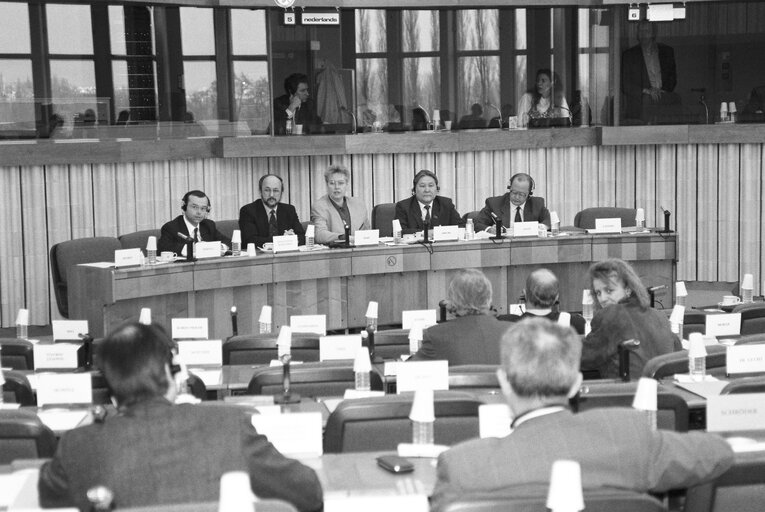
[486,102,503,129]
[438,300,448,323]
[230,308,238,337]
[660,206,674,234]
[365,326,383,364]
[617,339,640,382]
[78,332,94,370]
[275,354,301,404]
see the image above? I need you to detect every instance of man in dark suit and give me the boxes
[474,173,551,233]
[239,174,306,247]
[273,73,321,135]
[157,190,231,256]
[394,169,462,235]
[430,318,734,512]
[38,322,323,511]
[409,269,509,364]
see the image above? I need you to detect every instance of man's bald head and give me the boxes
[525,268,559,309]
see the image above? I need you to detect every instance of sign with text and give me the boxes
[177,339,222,366]
[705,313,741,337]
[320,335,362,361]
[52,320,89,341]
[512,221,539,237]
[727,345,765,374]
[594,218,622,233]
[272,234,299,253]
[194,241,221,259]
[433,225,460,242]
[396,360,449,393]
[171,318,209,340]
[37,373,92,406]
[707,393,765,432]
[300,11,340,25]
[114,248,142,267]
[402,310,438,330]
[251,411,323,458]
[290,314,327,335]
[33,343,81,370]
[354,229,380,247]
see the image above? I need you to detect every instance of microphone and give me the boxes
[230,306,238,337]
[417,104,431,125]
[617,339,641,382]
[78,332,94,369]
[177,232,196,261]
[438,300,448,323]
[343,221,351,247]
[647,285,667,308]
[340,106,357,134]
[363,327,382,364]
[490,212,503,240]
[485,102,503,128]
[660,206,673,233]
[422,219,430,243]
[176,232,192,242]
[275,354,301,404]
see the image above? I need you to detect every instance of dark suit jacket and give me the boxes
[474,193,551,232]
[394,196,462,235]
[272,95,321,135]
[239,199,306,247]
[622,43,677,120]
[38,398,323,512]
[409,314,509,365]
[157,216,231,255]
[498,310,587,335]
[431,407,734,512]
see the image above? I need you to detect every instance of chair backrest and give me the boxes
[684,456,765,512]
[118,229,161,252]
[448,365,500,390]
[461,211,481,225]
[246,361,383,397]
[374,328,412,360]
[0,409,58,464]
[732,302,765,335]
[223,334,321,365]
[50,236,123,318]
[215,219,239,241]
[120,499,299,512]
[721,376,765,394]
[371,203,396,237]
[684,311,707,336]
[641,344,728,380]
[734,333,765,345]
[0,338,34,370]
[2,370,35,406]
[323,391,483,453]
[573,207,637,229]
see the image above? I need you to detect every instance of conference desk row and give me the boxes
[69,231,677,339]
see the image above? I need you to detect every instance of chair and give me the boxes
[0,409,58,464]
[732,302,765,335]
[734,333,765,345]
[215,219,239,241]
[683,310,707,336]
[2,370,35,405]
[461,211,481,225]
[50,236,123,318]
[641,344,728,380]
[720,376,765,394]
[246,361,384,397]
[684,456,765,512]
[118,228,161,252]
[323,391,483,453]
[573,207,637,229]
[0,338,35,370]
[223,334,321,365]
[120,499,299,512]
[448,365,500,390]
[371,203,396,237]
[373,328,412,360]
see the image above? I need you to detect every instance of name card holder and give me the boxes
[177,339,223,367]
[194,241,221,259]
[433,225,460,242]
[396,360,449,393]
[52,320,89,342]
[354,229,380,246]
[251,411,323,458]
[706,313,742,337]
[707,393,765,432]
[727,345,765,375]
[171,318,209,340]
[402,310,438,330]
[324,495,429,512]
[114,248,143,267]
[512,221,539,238]
[290,314,327,336]
[320,335,362,361]
[594,218,622,233]
[33,344,83,370]
[37,373,92,406]
[272,234,299,253]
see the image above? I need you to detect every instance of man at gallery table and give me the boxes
[239,174,306,248]
[157,189,230,256]
[310,164,370,244]
[474,173,551,233]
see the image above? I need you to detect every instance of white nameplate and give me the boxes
[33,344,80,370]
[402,310,438,330]
[272,234,299,253]
[343,389,385,399]
[705,313,741,337]
[325,495,429,512]
[433,225,460,241]
[727,345,765,374]
[52,320,89,341]
[707,393,765,432]
[290,314,327,335]
[114,248,142,267]
[479,403,513,438]
[396,360,449,393]
[508,304,524,316]
[177,339,222,366]
[36,373,92,406]
[171,318,209,340]
[595,218,622,233]
[354,229,380,246]
[194,241,221,259]
[251,411,323,458]
[512,221,539,237]
[320,335,362,361]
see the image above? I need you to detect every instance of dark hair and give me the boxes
[587,258,650,309]
[411,169,439,194]
[529,68,566,111]
[525,268,559,309]
[181,190,210,211]
[284,73,309,96]
[259,174,284,193]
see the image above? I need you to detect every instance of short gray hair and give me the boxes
[447,268,493,316]
[324,164,350,183]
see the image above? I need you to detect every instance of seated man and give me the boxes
[430,318,734,512]
[239,174,306,247]
[409,268,509,364]
[310,164,370,244]
[474,173,551,233]
[273,73,321,135]
[394,170,462,235]
[157,190,231,256]
[499,268,586,334]
[38,322,323,511]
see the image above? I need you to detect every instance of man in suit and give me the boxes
[38,322,323,511]
[239,174,306,247]
[474,173,551,233]
[273,73,321,135]
[310,164,370,244]
[409,269,509,364]
[394,169,462,235]
[430,318,734,512]
[157,190,231,256]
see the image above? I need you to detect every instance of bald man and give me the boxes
[474,173,551,233]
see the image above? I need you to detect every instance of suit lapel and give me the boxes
[409,198,422,229]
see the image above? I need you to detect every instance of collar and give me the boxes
[183,216,200,236]
[525,307,553,316]
[121,396,174,417]
[262,202,278,215]
[329,196,347,209]
[418,199,434,210]
[510,404,568,428]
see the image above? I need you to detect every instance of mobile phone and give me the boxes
[376,455,415,474]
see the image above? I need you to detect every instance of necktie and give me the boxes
[193,227,199,242]
[269,210,278,236]
[514,206,522,223]
[424,205,431,225]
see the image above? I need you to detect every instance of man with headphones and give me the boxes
[272,73,321,135]
[239,174,306,247]
[157,190,231,256]
[394,169,463,235]
[474,173,551,234]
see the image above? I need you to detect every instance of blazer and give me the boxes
[157,216,231,255]
[409,314,510,365]
[38,398,323,512]
[431,407,734,512]
[621,43,677,120]
[272,95,321,135]
[474,193,551,232]
[498,310,587,335]
[394,196,462,235]
[239,199,306,247]
[310,195,370,244]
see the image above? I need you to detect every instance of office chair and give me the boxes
[732,302,765,335]
[118,229,161,253]
[448,365,500,390]
[683,311,707,336]
[684,457,765,512]
[371,203,396,237]
[573,207,637,229]
[373,328,412,360]
[214,219,239,242]
[460,211,481,225]
[0,338,35,370]
[119,499,298,512]
[720,376,765,395]
[641,344,728,380]
[246,361,383,397]
[734,333,765,345]
[2,370,35,406]
[0,409,58,464]
[223,334,321,365]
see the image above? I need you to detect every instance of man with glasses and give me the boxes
[310,164,370,244]
[239,174,306,248]
[474,173,551,234]
[158,190,230,255]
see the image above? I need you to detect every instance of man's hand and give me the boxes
[288,95,302,113]
[643,87,663,102]
[283,229,296,236]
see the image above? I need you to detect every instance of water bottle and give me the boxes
[551,221,560,236]
[147,248,157,265]
[465,218,475,240]
[743,287,754,303]
[412,420,434,445]
[393,227,402,244]
[689,354,706,381]
[16,323,28,340]
[306,230,315,249]
[231,241,241,257]
[676,294,686,307]
[354,370,371,391]
[285,118,293,135]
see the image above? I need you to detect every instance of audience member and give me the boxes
[394,170,462,235]
[409,269,509,364]
[239,174,306,247]
[273,73,321,135]
[310,164,370,244]
[458,103,487,130]
[517,69,570,128]
[430,318,734,512]
[582,258,680,379]
[38,322,323,511]
[157,190,230,256]
[474,173,551,233]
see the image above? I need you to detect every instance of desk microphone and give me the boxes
[230,306,238,337]
[660,206,673,233]
[78,332,94,369]
[490,212,503,240]
[176,232,196,261]
[343,222,351,248]
[423,220,430,243]
[275,354,300,404]
[438,300,448,323]
[617,339,640,382]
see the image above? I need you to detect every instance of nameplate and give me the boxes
[290,314,327,335]
[595,218,622,233]
[396,360,449,393]
[705,313,741,337]
[343,389,386,399]
[512,221,538,237]
[36,373,92,406]
[479,403,512,438]
[433,225,460,241]
[33,343,81,369]
[325,495,428,512]
[251,411,323,458]
[177,339,222,366]
[320,335,362,361]
[508,304,524,316]
[52,320,89,342]
[114,248,142,267]
[171,318,209,340]
[727,345,765,374]
[272,234,299,253]
[194,241,221,259]
[354,229,380,246]
[707,393,765,432]
[402,309,438,330]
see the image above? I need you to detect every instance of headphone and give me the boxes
[259,174,284,192]
[507,173,535,196]
[181,190,211,212]
[411,169,440,195]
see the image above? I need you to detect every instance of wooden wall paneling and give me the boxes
[696,144,719,281]
[717,144,740,281]
[68,164,96,239]
[654,146,677,231]
[287,156,313,222]
[204,158,237,222]
[350,154,374,217]
[0,166,25,325]
[676,144,699,281]
[739,144,763,294]
[549,147,581,227]
[372,154,394,205]
[22,166,54,323]
[434,152,458,211]
[91,164,119,236]
[614,145,636,208]
[596,146,617,207]
[167,160,190,222]
[469,151,494,216]
[634,145,656,226]
[393,153,416,202]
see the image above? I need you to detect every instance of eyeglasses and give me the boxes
[328,180,347,187]
[509,189,528,199]
[187,204,210,212]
